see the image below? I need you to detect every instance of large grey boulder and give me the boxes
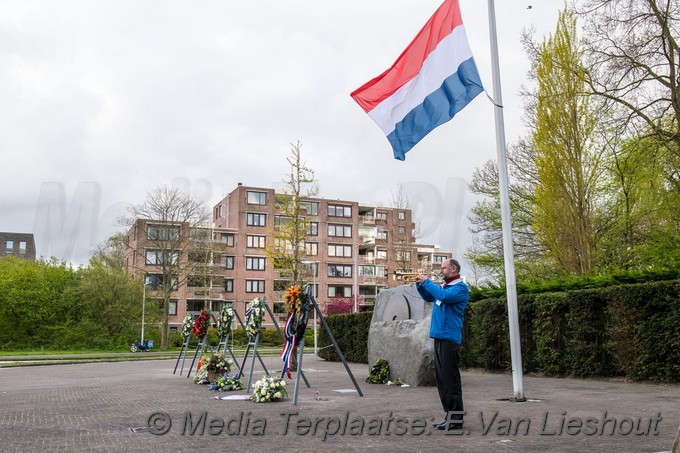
[368,285,436,386]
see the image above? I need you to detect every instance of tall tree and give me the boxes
[531,8,604,274]
[579,0,680,164]
[122,185,210,348]
[466,139,552,283]
[390,185,418,273]
[267,141,318,286]
[76,235,143,342]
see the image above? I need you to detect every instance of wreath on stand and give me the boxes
[280,284,311,378]
[193,310,211,338]
[180,314,193,341]
[216,305,234,339]
[245,297,264,339]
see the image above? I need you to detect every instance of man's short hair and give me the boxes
[449,258,461,273]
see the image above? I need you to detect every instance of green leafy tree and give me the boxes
[74,234,148,346]
[530,8,605,274]
[0,258,77,348]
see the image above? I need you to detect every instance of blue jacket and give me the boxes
[416,278,469,345]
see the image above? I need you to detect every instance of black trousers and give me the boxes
[434,338,464,417]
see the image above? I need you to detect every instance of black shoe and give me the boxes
[432,419,447,428]
[435,419,464,430]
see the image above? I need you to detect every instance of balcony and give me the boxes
[359,214,375,225]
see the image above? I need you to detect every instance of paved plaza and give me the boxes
[0,354,678,452]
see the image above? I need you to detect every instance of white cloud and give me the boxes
[0,0,564,264]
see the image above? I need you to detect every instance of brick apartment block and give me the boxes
[1,232,36,261]
[124,184,451,331]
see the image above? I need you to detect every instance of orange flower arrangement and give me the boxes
[285,284,303,313]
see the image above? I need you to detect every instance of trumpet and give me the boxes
[394,271,442,284]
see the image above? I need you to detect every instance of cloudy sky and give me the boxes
[0,0,564,266]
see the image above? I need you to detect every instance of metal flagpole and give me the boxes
[487,0,525,401]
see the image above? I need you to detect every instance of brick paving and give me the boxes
[0,355,678,452]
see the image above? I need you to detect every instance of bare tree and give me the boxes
[121,185,210,349]
[267,141,318,287]
[578,0,680,159]
[390,185,418,273]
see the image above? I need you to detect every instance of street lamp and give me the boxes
[141,279,151,344]
[301,260,318,355]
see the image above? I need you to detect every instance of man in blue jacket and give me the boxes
[416,258,469,430]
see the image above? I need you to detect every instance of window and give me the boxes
[247,213,266,226]
[247,191,267,205]
[168,301,177,316]
[433,255,446,264]
[274,215,290,227]
[398,211,406,220]
[398,226,406,234]
[225,279,233,292]
[360,265,377,276]
[376,211,387,221]
[328,244,352,257]
[145,274,178,291]
[328,264,352,278]
[300,201,319,216]
[377,249,387,259]
[145,250,179,265]
[328,224,352,237]
[147,225,180,240]
[187,300,204,312]
[246,235,266,248]
[305,242,318,256]
[306,222,319,236]
[5,240,13,252]
[397,250,412,261]
[221,255,235,269]
[220,233,234,246]
[246,256,266,270]
[328,204,352,217]
[246,280,265,293]
[376,230,387,240]
[274,280,291,291]
[328,285,352,298]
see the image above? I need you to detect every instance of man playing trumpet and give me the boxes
[415,259,469,431]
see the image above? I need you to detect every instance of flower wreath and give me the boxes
[193,310,211,338]
[181,314,193,340]
[245,297,264,339]
[250,375,287,403]
[210,375,243,392]
[206,353,232,373]
[280,284,311,377]
[216,305,234,339]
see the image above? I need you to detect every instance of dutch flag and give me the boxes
[351,0,483,161]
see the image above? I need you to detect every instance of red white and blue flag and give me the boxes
[350,0,483,161]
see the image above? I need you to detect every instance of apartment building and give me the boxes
[1,232,36,261]
[124,184,452,332]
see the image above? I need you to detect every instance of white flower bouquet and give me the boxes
[250,375,287,403]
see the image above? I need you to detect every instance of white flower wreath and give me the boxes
[245,297,264,339]
[180,314,193,340]
[216,305,234,338]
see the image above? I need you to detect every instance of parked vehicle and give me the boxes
[130,339,153,352]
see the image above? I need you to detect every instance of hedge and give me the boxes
[462,279,680,382]
[314,280,680,382]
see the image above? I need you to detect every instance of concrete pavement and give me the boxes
[0,354,678,452]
